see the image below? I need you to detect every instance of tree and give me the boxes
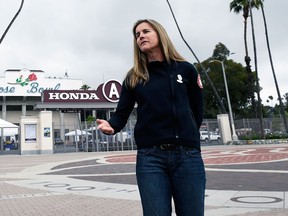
[212,42,231,60]
[259,1,288,133]
[230,0,264,137]
[229,0,261,112]
[0,0,24,45]
[80,84,91,122]
[198,43,255,118]
[86,115,96,124]
[229,0,261,68]
[283,93,288,112]
[80,84,91,91]
[248,0,265,138]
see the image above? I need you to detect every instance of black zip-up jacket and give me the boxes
[108,60,203,150]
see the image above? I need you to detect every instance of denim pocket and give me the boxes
[185,148,201,157]
[137,147,154,156]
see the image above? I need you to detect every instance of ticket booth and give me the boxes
[20,111,53,155]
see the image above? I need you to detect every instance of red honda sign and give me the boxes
[43,80,122,103]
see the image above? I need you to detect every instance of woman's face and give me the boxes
[135,22,160,54]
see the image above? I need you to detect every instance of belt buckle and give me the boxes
[160,144,175,150]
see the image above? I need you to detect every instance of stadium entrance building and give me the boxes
[0,68,130,155]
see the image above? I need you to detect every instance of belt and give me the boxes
[159,144,194,151]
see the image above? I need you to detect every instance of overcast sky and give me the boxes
[0,0,287,106]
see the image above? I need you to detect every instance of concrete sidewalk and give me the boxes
[1,144,288,216]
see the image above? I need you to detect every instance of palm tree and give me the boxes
[229,0,262,66]
[230,0,264,137]
[283,93,288,112]
[248,0,264,138]
[230,0,252,70]
[80,84,91,91]
[0,0,24,45]
[259,1,288,133]
[80,84,91,122]
[229,0,261,113]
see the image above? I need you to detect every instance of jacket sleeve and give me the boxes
[188,65,203,129]
[108,81,135,134]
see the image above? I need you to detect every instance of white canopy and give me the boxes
[87,126,97,131]
[0,118,19,128]
[65,129,91,136]
[0,128,19,136]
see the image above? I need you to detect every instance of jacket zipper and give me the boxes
[169,63,179,140]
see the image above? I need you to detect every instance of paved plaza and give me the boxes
[1,143,288,216]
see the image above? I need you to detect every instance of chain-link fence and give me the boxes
[52,117,288,153]
[202,117,287,139]
[234,117,287,139]
[53,119,136,153]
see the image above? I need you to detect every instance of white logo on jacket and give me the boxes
[176,74,183,83]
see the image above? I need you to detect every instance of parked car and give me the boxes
[54,138,64,145]
[200,131,221,143]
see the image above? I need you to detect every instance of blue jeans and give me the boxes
[136,146,206,216]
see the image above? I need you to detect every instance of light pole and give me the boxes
[210,60,238,141]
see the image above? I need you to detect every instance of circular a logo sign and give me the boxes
[102,79,122,103]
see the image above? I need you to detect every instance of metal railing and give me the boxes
[52,117,288,153]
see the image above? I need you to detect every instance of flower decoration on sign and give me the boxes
[28,73,37,81]
[13,73,38,86]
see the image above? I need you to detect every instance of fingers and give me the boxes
[96,119,106,129]
[96,119,114,135]
[96,119,104,126]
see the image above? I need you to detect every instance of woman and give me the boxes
[97,19,205,216]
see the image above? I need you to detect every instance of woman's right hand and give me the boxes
[96,119,114,135]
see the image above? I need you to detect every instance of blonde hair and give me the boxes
[126,19,185,88]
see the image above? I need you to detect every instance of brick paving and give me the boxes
[0,143,288,215]
[0,183,143,216]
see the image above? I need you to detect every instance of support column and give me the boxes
[92,110,96,119]
[2,103,7,119]
[60,111,65,141]
[22,104,27,116]
[1,97,6,151]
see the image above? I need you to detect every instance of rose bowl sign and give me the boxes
[43,80,122,103]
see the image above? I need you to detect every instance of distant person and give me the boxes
[11,139,15,150]
[97,19,205,216]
